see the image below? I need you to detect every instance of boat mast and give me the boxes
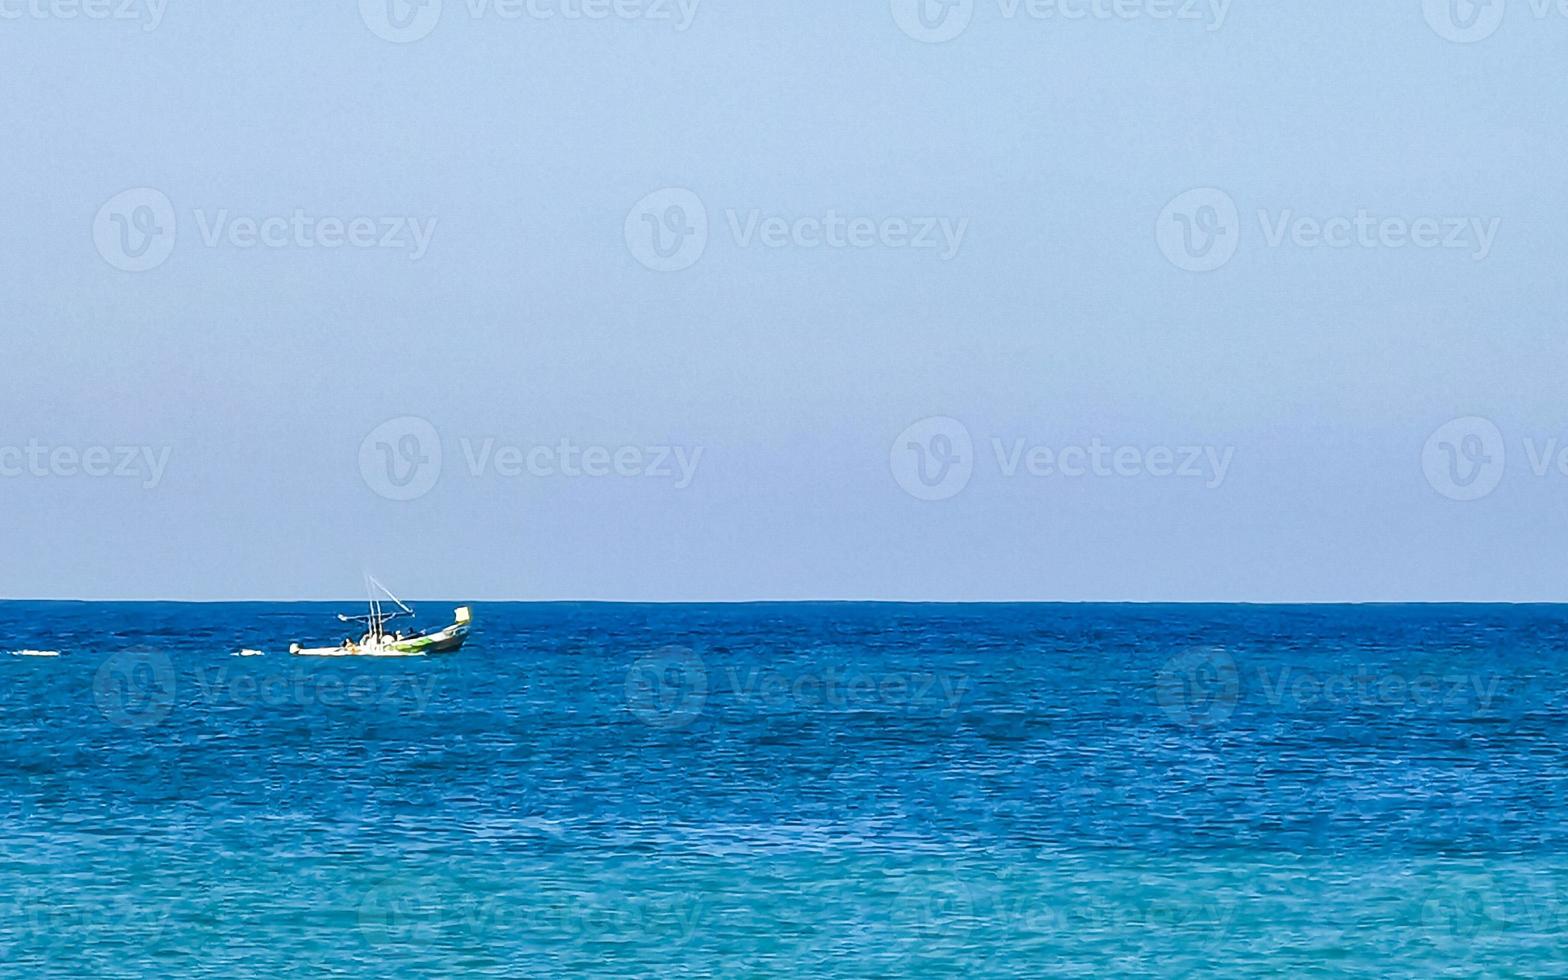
[366,573,381,640]
[364,573,413,641]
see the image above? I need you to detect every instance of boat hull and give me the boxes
[290,608,472,658]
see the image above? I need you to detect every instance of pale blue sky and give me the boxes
[3,1,1566,601]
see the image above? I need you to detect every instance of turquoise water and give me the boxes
[3,602,1567,976]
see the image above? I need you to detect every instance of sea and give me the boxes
[2,601,1566,977]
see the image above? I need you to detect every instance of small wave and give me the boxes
[234,649,265,658]
[10,650,61,658]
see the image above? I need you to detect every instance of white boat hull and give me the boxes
[290,607,472,658]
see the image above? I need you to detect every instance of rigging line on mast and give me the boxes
[367,573,414,616]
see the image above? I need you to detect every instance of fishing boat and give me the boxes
[289,577,472,657]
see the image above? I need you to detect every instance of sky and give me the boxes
[2,0,1566,602]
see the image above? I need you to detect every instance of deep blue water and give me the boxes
[4,602,1568,976]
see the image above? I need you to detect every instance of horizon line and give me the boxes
[2,597,1567,606]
